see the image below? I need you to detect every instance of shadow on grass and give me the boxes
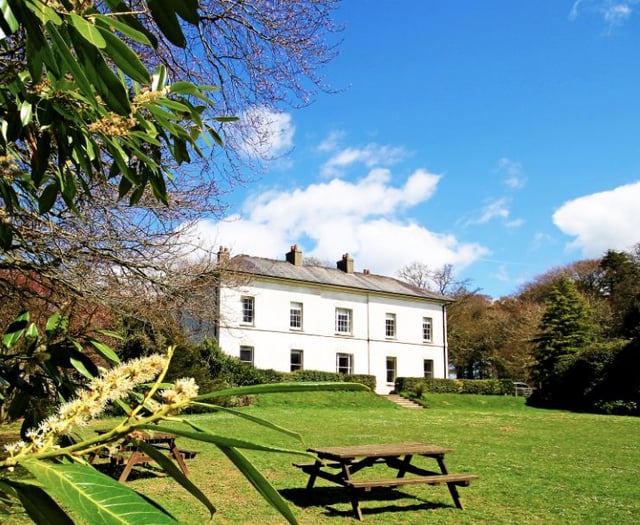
[280,486,450,519]
[92,461,166,481]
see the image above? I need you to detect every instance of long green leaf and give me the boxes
[97,26,150,84]
[187,404,304,442]
[195,381,370,401]
[148,0,186,48]
[23,461,178,524]
[0,0,19,38]
[3,311,30,348]
[135,424,312,458]
[218,446,298,525]
[87,338,120,364]
[93,14,153,47]
[3,479,74,525]
[69,12,106,48]
[135,441,216,517]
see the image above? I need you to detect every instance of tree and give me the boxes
[599,248,640,338]
[397,261,474,295]
[530,276,596,406]
[1,0,342,339]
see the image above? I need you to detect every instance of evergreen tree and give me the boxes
[530,276,596,405]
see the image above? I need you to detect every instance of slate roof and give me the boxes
[229,255,451,303]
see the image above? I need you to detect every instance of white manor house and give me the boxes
[211,245,451,394]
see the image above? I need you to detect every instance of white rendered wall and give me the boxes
[217,278,447,394]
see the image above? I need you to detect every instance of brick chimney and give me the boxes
[337,253,354,274]
[217,246,230,263]
[285,244,303,266]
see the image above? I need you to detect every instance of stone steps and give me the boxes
[384,394,424,409]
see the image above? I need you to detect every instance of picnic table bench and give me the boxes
[91,430,196,482]
[294,442,478,520]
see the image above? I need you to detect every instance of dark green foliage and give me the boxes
[530,276,596,406]
[395,377,514,396]
[599,249,640,338]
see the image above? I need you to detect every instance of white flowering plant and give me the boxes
[0,345,367,524]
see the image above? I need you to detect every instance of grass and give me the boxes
[3,391,639,524]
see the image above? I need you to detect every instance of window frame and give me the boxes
[290,349,304,372]
[385,312,397,338]
[241,296,255,325]
[336,352,353,374]
[239,345,254,366]
[423,359,434,378]
[289,301,303,330]
[422,316,433,343]
[335,307,353,335]
[386,356,397,384]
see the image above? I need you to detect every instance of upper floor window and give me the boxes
[336,353,353,374]
[241,296,254,324]
[240,345,254,366]
[335,308,352,334]
[385,313,396,338]
[290,349,304,372]
[422,316,433,342]
[290,302,303,330]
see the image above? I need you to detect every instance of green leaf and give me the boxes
[87,338,120,364]
[195,381,370,402]
[3,311,30,349]
[69,12,106,48]
[173,0,200,25]
[219,447,298,525]
[0,0,19,39]
[38,182,59,214]
[23,461,179,524]
[45,312,66,334]
[94,14,153,47]
[20,101,33,126]
[3,479,74,525]
[97,26,150,84]
[148,0,186,48]
[151,65,168,91]
[135,441,216,517]
[0,222,13,250]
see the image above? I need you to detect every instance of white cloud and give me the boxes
[185,168,488,277]
[317,130,345,152]
[496,157,526,189]
[321,143,408,177]
[465,198,511,226]
[236,106,295,159]
[553,181,640,256]
[569,1,636,28]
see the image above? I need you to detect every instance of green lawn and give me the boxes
[4,392,639,524]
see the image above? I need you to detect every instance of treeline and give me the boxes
[447,246,640,415]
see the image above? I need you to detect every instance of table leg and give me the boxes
[305,459,322,490]
[396,454,413,478]
[119,451,143,482]
[169,442,190,477]
[436,456,463,509]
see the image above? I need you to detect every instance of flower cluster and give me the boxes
[88,112,137,136]
[161,377,200,405]
[3,354,167,459]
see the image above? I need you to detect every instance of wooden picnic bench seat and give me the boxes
[344,473,479,490]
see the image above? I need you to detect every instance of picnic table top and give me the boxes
[307,442,454,459]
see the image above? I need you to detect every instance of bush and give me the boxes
[396,377,516,396]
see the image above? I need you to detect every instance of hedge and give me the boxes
[396,377,515,396]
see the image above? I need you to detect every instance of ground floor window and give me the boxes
[239,346,254,366]
[336,353,353,374]
[423,359,434,378]
[290,349,303,372]
[386,356,397,383]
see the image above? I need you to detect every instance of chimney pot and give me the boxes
[286,244,303,266]
[337,253,354,274]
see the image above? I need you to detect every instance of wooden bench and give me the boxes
[345,473,479,490]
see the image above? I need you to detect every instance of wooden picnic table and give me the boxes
[92,430,193,482]
[294,442,478,520]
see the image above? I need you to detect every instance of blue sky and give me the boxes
[192,0,640,298]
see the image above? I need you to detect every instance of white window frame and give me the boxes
[335,308,353,335]
[386,356,397,384]
[424,359,434,378]
[336,353,353,374]
[241,296,255,325]
[290,302,303,330]
[422,316,433,342]
[239,345,254,366]
[290,349,304,372]
[385,313,397,338]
